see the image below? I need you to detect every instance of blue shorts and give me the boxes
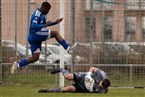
[29,43,42,54]
[28,30,51,54]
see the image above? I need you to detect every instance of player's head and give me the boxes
[97,78,110,93]
[102,78,111,88]
[40,1,51,15]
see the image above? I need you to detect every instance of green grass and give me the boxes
[1,85,145,97]
[1,71,145,97]
[3,73,145,87]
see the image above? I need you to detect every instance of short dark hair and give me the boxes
[102,79,111,88]
[41,1,51,10]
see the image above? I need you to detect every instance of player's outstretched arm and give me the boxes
[46,18,63,27]
[56,18,63,24]
[85,67,98,79]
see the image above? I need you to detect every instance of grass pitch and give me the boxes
[1,85,145,97]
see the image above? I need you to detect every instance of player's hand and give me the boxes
[45,20,51,27]
[56,18,63,24]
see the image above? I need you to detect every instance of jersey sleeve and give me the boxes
[94,68,102,76]
[94,69,108,79]
[48,21,57,26]
[31,16,46,29]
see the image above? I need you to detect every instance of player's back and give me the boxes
[93,69,107,81]
[92,69,108,93]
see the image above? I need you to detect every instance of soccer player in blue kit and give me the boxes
[39,67,111,93]
[11,1,76,74]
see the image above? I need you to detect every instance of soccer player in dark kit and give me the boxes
[39,67,111,93]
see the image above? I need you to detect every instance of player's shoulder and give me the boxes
[33,9,42,17]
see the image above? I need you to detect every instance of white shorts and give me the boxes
[47,29,51,40]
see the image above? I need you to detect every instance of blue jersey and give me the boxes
[28,9,57,53]
[28,9,49,53]
[28,9,49,44]
[29,9,47,35]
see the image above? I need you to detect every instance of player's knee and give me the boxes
[55,30,58,33]
[53,30,59,35]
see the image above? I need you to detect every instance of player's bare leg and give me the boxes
[11,52,40,74]
[50,30,77,54]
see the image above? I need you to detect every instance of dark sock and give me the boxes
[48,88,61,93]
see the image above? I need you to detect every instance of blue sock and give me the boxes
[60,39,69,50]
[18,59,29,67]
